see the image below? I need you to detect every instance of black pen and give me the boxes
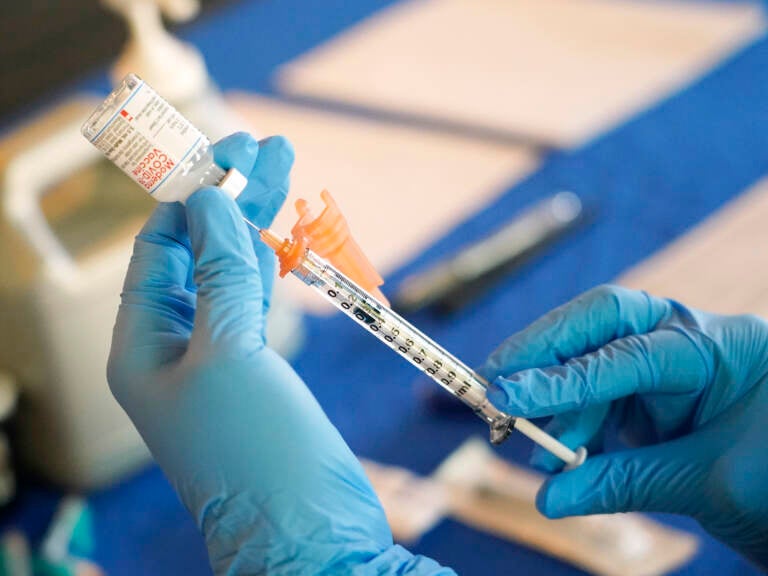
[393,192,585,313]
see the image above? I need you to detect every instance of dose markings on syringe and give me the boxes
[318,273,483,404]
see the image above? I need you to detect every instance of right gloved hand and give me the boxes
[480,285,768,568]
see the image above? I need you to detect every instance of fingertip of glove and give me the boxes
[214,132,260,174]
[485,378,511,411]
[486,375,530,416]
[258,135,295,166]
[535,482,555,517]
[242,132,260,152]
[536,479,567,519]
[216,131,259,153]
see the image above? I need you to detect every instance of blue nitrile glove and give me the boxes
[108,132,452,576]
[480,285,768,568]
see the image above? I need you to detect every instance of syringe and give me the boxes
[252,192,587,468]
[80,73,585,467]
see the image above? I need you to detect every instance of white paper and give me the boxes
[278,0,764,145]
[619,179,768,318]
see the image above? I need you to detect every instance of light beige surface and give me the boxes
[229,93,537,310]
[363,438,698,575]
[277,0,764,146]
[619,178,768,318]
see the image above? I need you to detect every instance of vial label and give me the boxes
[87,80,204,195]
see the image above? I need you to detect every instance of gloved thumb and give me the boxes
[185,187,265,354]
[537,438,708,519]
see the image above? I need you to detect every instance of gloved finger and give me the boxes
[213,132,260,180]
[215,133,293,325]
[239,136,290,323]
[529,404,609,472]
[479,285,672,382]
[536,438,709,519]
[110,203,196,381]
[185,187,265,354]
[488,328,709,418]
[234,135,294,229]
[252,241,277,323]
[126,202,192,293]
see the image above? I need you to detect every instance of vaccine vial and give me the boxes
[81,73,246,203]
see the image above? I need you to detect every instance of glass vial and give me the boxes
[81,73,230,203]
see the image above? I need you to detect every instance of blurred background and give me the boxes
[0,0,767,574]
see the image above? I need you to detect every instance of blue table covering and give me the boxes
[4,1,768,574]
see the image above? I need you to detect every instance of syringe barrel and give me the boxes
[293,249,514,444]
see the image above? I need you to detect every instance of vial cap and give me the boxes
[218,168,248,199]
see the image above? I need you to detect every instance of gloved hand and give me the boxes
[480,285,768,568]
[108,132,452,576]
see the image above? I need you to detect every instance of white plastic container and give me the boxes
[0,100,153,487]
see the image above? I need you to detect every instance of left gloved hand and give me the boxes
[107,132,452,575]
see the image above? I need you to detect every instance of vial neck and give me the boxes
[203,163,227,188]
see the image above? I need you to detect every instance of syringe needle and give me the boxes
[242,217,261,233]
[241,218,287,254]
